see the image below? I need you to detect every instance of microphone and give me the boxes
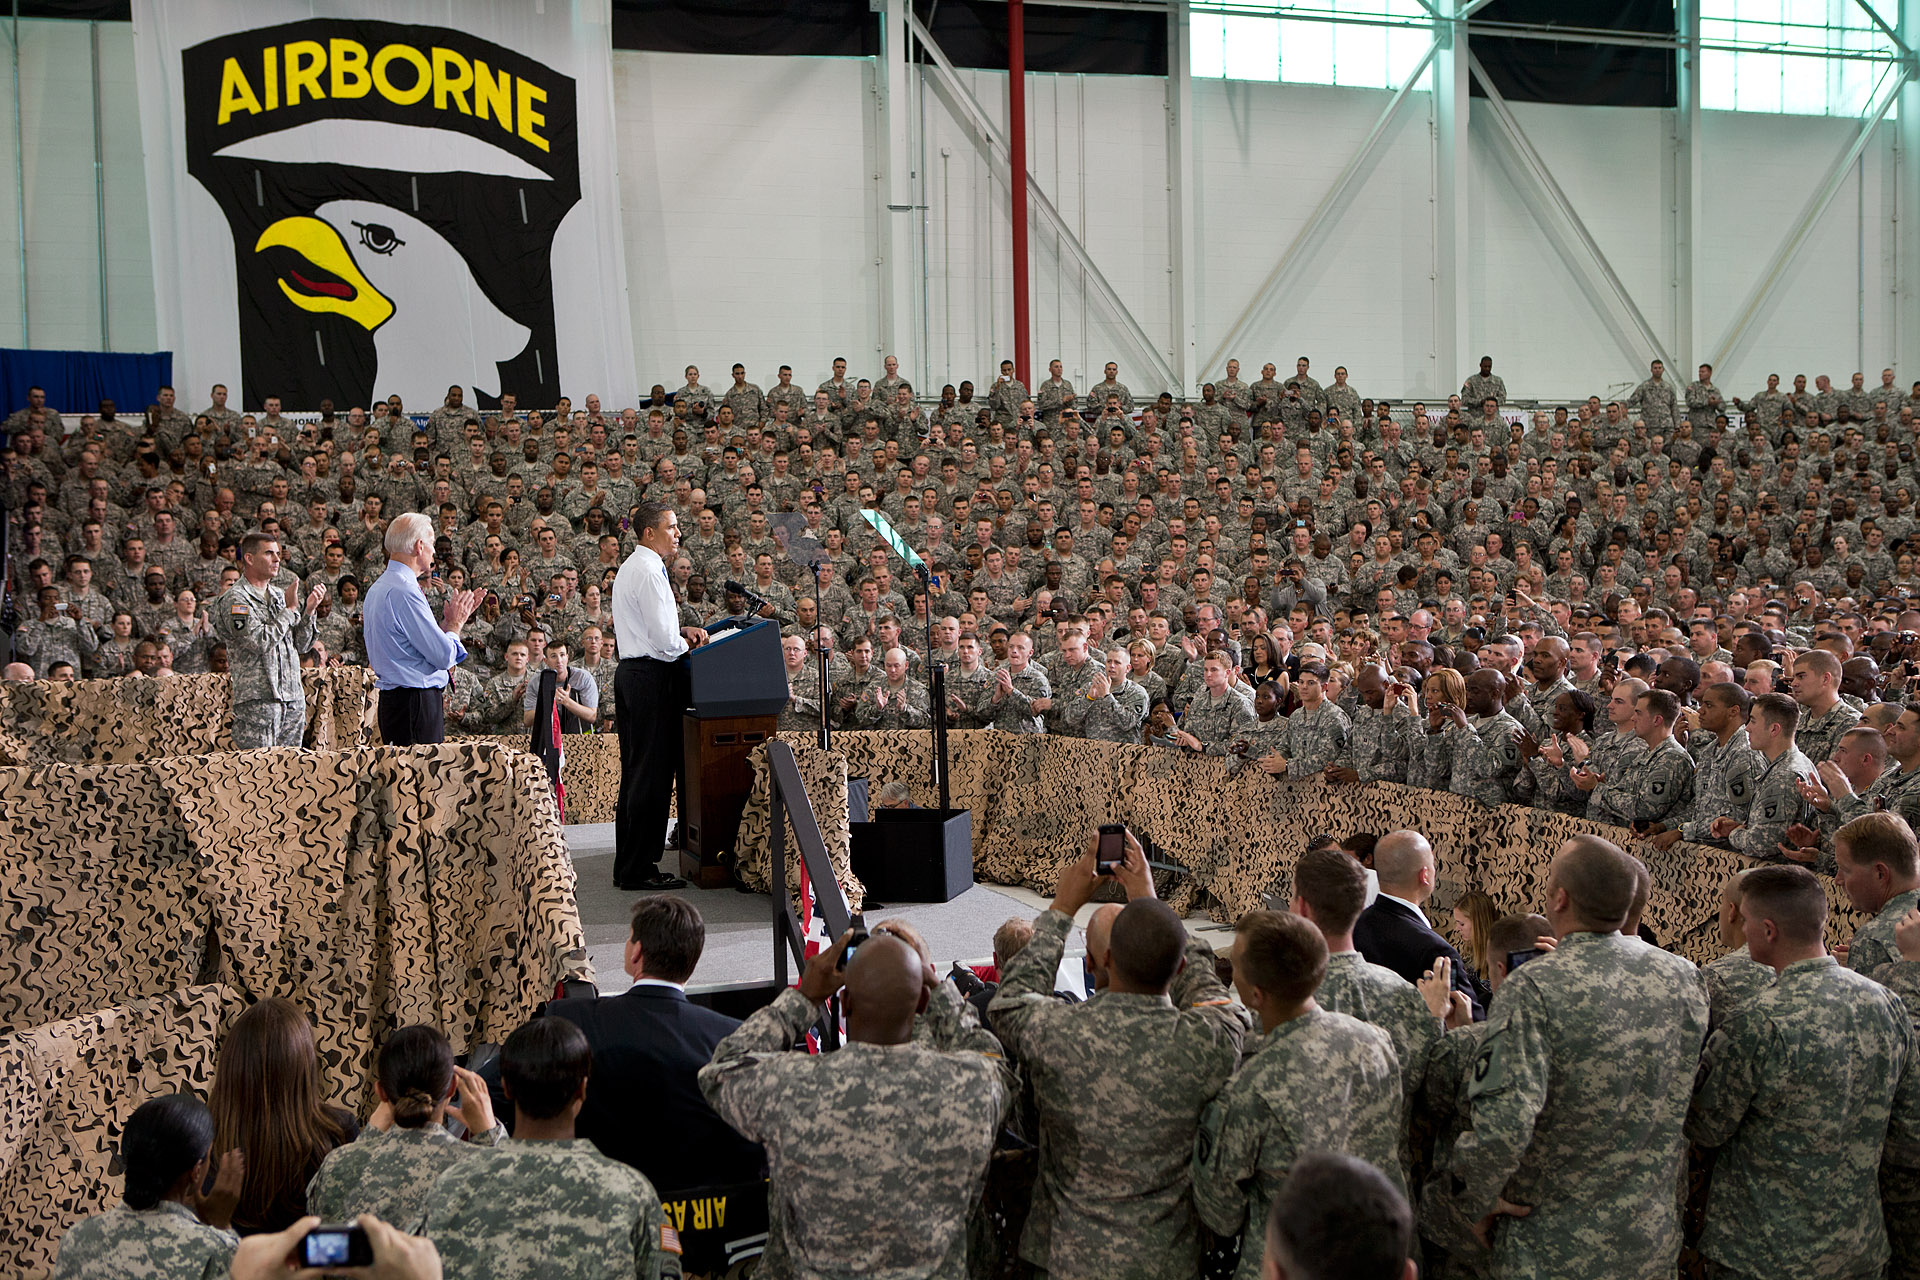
[724,579,772,607]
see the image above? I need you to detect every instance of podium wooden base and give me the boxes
[679,713,777,888]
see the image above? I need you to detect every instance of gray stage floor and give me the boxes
[564,822,1124,992]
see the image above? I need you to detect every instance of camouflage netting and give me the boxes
[0,667,377,765]
[0,742,593,1280]
[736,730,1872,960]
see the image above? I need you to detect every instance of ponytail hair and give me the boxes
[378,1025,454,1129]
[121,1094,213,1210]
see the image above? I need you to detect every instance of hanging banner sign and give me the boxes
[133,0,635,412]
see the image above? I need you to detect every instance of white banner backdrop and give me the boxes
[132,0,635,413]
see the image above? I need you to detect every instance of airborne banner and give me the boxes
[132,1,635,413]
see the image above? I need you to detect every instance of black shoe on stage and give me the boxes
[618,872,686,892]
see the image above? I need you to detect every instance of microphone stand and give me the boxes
[916,562,949,807]
[812,558,831,750]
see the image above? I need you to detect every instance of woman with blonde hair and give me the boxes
[1450,890,1498,1010]
[208,998,357,1235]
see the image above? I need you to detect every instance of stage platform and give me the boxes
[562,823,1234,992]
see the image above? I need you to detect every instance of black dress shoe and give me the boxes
[617,872,686,892]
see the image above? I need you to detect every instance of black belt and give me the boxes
[620,656,678,665]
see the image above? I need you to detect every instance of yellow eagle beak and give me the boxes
[254,216,394,332]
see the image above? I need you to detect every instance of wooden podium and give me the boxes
[678,618,786,887]
[680,713,776,885]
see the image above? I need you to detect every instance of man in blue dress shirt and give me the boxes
[363,512,477,746]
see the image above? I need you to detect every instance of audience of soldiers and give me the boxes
[47,819,1920,1279]
[23,355,1920,1277]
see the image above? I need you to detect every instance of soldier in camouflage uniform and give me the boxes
[209,535,323,749]
[1041,626,1103,736]
[1230,680,1292,771]
[14,585,99,677]
[989,833,1251,1280]
[1687,864,1920,1280]
[418,1019,682,1280]
[942,634,996,730]
[1626,359,1678,435]
[699,931,1012,1280]
[1191,910,1403,1280]
[1461,356,1506,406]
[1331,665,1415,784]
[1081,645,1150,743]
[852,646,931,729]
[1713,694,1816,862]
[1415,912,1549,1277]
[469,641,536,735]
[1836,812,1920,977]
[979,633,1051,733]
[1686,362,1726,434]
[307,1035,504,1226]
[1451,837,1707,1280]
[1788,651,1862,765]
[1260,664,1351,776]
[987,362,1029,428]
[1433,670,1525,806]
[1589,690,1693,828]
[1698,871,1773,1032]
[1659,682,1757,846]
[50,1095,239,1280]
[1290,847,1440,1188]
[1173,653,1256,755]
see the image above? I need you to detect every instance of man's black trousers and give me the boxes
[614,656,687,884]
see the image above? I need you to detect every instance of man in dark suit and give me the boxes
[1352,829,1483,1019]
[544,895,767,1194]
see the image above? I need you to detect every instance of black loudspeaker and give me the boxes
[850,808,973,903]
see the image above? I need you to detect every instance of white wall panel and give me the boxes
[611,51,879,393]
[1191,78,1435,400]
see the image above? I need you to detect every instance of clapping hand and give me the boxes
[1417,956,1472,1029]
[192,1148,245,1230]
[1815,760,1857,803]
[1089,671,1111,699]
[442,588,476,631]
[1895,907,1920,963]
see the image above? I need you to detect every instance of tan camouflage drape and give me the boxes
[0,985,240,1280]
[736,730,1871,962]
[0,667,377,765]
[0,743,594,1280]
[454,730,624,824]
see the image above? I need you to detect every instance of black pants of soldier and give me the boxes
[614,656,687,885]
[377,685,445,746]
[234,698,305,749]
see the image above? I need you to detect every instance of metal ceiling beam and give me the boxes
[1467,49,1675,370]
[1853,0,1913,64]
[1900,0,1920,376]
[908,9,1182,390]
[1167,0,1199,392]
[1433,1,1469,396]
[1199,34,1441,375]
[1675,0,1704,371]
[878,0,918,372]
[1710,61,1911,373]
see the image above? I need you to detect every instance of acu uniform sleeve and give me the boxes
[1191,1085,1271,1236]
[696,986,822,1145]
[1453,981,1553,1217]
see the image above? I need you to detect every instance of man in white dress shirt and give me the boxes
[611,500,710,890]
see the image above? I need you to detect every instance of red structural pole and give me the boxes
[1008,0,1030,388]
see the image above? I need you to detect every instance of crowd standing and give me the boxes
[46,820,1920,1280]
[21,353,1920,1277]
